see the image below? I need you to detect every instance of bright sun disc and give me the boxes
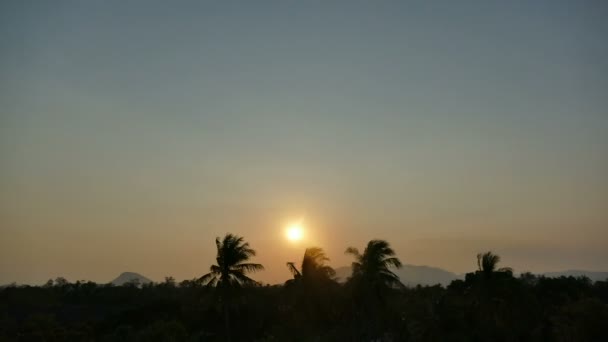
[286,224,303,241]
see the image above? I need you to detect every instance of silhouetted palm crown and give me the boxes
[477,251,512,277]
[287,247,336,285]
[346,239,403,288]
[200,234,264,288]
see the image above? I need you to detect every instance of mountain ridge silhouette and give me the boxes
[333,265,608,286]
[334,264,461,286]
[110,272,152,286]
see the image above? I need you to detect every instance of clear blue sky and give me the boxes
[1,0,607,284]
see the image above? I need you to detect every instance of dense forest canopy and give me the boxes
[1,234,607,341]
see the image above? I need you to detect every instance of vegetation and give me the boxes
[346,239,403,289]
[286,247,336,287]
[1,235,607,341]
[476,251,513,277]
[199,234,264,341]
[200,234,264,288]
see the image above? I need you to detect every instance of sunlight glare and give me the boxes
[286,223,304,242]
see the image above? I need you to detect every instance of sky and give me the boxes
[1,0,607,285]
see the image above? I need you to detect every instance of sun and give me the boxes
[286,223,304,242]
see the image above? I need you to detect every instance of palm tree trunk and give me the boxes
[220,285,232,342]
[224,304,232,342]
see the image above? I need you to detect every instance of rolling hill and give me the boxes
[110,272,153,286]
[334,264,461,286]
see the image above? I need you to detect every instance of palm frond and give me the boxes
[382,257,402,269]
[231,270,259,287]
[320,265,337,278]
[478,251,501,273]
[206,276,219,287]
[498,267,513,274]
[233,263,264,273]
[347,239,403,289]
[345,247,361,258]
[199,272,216,285]
[203,233,263,289]
[286,262,302,278]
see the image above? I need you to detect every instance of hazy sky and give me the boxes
[1,1,607,285]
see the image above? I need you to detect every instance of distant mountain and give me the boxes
[110,272,153,286]
[542,270,608,282]
[334,264,461,286]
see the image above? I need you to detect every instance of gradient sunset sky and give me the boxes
[1,1,607,285]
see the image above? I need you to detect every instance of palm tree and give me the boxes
[345,239,403,289]
[476,251,512,277]
[345,240,403,338]
[200,234,263,341]
[286,247,336,285]
[200,233,264,288]
[286,262,302,279]
[285,247,337,329]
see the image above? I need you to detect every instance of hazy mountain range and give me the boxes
[333,265,608,286]
[2,268,606,288]
[110,272,152,286]
[542,270,608,282]
[100,269,608,286]
[334,265,462,286]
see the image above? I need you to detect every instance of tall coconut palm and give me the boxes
[200,233,264,288]
[286,247,338,329]
[476,251,513,277]
[345,239,403,288]
[346,240,403,338]
[200,234,263,341]
[286,247,335,285]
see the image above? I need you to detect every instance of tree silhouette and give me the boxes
[200,233,264,288]
[345,240,403,338]
[286,262,302,280]
[3,245,608,341]
[346,239,403,288]
[476,251,513,277]
[286,247,336,286]
[284,247,338,332]
[199,233,263,342]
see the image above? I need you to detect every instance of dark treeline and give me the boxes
[1,234,607,341]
